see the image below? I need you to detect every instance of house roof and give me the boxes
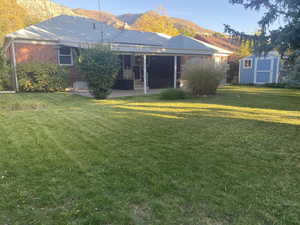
[6,15,232,55]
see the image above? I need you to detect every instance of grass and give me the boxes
[0,86,300,225]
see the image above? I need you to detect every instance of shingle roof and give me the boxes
[6,15,232,55]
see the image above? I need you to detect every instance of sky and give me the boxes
[52,0,270,33]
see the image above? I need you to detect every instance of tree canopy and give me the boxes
[0,0,37,44]
[225,0,300,56]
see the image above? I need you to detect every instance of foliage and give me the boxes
[17,62,68,92]
[0,48,11,91]
[237,40,253,58]
[174,24,197,37]
[285,80,300,89]
[159,88,188,100]
[0,0,38,45]
[289,53,300,82]
[263,83,287,88]
[225,0,300,56]
[76,45,120,99]
[182,59,226,95]
[133,10,180,36]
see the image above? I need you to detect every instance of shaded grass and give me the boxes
[0,86,300,225]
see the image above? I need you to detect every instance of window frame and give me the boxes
[58,46,73,66]
[243,59,253,69]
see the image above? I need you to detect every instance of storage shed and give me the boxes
[239,51,281,84]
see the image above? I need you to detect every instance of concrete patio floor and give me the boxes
[73,89,164,98]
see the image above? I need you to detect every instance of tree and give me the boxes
[290,51,300,81]
[237,40,253,58]
[0,0,30,44]
[133,10,180,36]
[76,46,120,99]
[225,0,300,56]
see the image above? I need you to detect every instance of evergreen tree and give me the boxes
[225,0,300,55]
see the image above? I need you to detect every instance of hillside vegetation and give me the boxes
[16,0,76,20]
[0,0,35,44]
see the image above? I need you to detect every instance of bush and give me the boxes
[263,83,286,88]
[17,62,68,92]
[0,48,12,91]
[76,45,120,99]
[182,59,226,96]
[159,88,188,100]
[285,80,300,89]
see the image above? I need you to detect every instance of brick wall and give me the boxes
[13,42,85,86]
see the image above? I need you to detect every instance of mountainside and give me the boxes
[16,0,76,20]
[171,17,214,36]
[118,13,143,25]
[73,9,126,28]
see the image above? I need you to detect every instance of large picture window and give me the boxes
[59,47,73,66]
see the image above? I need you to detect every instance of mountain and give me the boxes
[171,17,214,36]
[16,0,76,20]
[73,9,127,28]
[118,13,142,25]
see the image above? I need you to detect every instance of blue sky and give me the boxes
[53,0,268,33]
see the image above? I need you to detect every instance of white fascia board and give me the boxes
[111,44,214,55]
[13,39,59,45]
[213,53,231,57]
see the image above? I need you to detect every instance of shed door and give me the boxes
[255,58,273,83]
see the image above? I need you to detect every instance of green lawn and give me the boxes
[0,86,300,225]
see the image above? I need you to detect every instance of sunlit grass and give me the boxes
[98,99,300,125]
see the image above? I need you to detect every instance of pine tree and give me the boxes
[226,0,300,55]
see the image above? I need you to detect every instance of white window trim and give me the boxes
[58,47,74,66]
[243,59,253,69]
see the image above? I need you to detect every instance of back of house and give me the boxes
[3,15,233,92]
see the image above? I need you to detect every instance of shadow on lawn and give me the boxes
[96,99,300,126]
[220,86,300,97]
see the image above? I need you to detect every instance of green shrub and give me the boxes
[17,62,68,92]
[0,48,12,91]
[285,80,300,89]
[182,59,226,96]
[263,83,286,88]
[76,45,120,99]
[159,88,188,100]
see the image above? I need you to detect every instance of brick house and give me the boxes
[4,15,232,93]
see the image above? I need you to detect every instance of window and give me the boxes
[243,59,252,69]
[59,47,73,65]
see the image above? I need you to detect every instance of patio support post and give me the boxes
[11,39,19,92]
[143,55,147,95]
[174,56,177,88]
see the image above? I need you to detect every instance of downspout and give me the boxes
[10,38,19,92]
